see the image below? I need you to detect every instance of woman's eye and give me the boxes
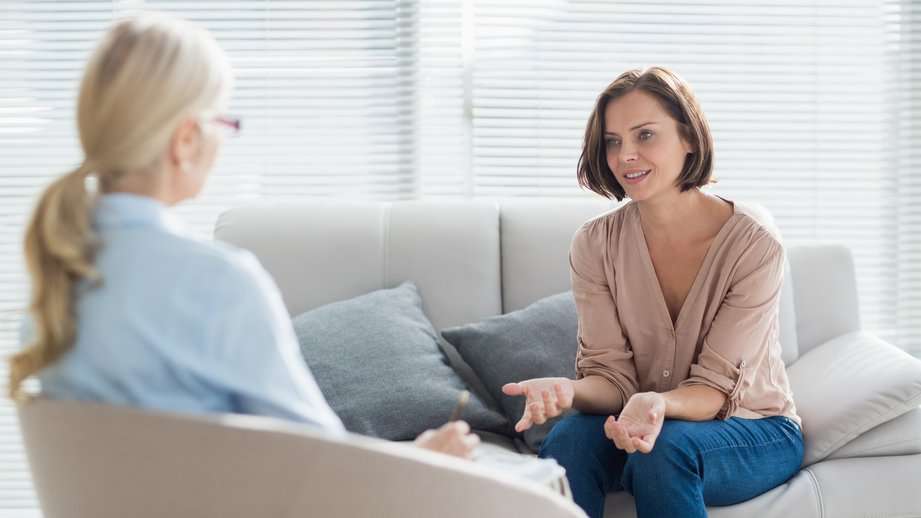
[605,139,620,148]
[639,130,654,141]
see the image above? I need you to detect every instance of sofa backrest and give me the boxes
[215,200,503,330]
[215,200,803,364]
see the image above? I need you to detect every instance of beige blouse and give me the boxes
[571,199,800,426]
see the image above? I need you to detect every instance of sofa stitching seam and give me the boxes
[833,437,921,457]
[804,467,824,518]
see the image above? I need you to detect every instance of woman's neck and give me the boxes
[102,169,178,206]
[636,187,707,232]
[635,187,732,245]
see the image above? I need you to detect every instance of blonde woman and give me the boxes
[503,67,803,517]
[9,14,477,459]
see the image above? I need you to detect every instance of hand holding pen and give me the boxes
[413,390,481,459]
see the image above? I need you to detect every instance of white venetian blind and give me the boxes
[0,1,421,514]
[886,0,921,353]
[159,0,421,227]
[417,0,470,195]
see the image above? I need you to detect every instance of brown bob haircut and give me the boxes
[577,66,714,201]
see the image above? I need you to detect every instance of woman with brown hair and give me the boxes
[503,67,803,517]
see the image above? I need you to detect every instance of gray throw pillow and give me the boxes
[292,282,508,441]
[441,291,579,451]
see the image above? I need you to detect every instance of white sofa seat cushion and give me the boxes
[602,469,823,518]
[788,331,921,466]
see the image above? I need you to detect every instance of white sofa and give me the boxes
[19,199,921,518]
[212,199,921,517]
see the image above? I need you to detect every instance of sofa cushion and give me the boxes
[292,282,508,440]
[805,454,921,518]
[497,199,615,315]
[441,291,579,451]
[603,468,823,518]
[826,406,921,460]
[215,201,503,330]
[787,331,921,466]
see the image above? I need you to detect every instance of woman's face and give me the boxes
[603,89,693,202]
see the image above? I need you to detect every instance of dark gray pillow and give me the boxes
[292,282,508,441]
[441,291,579,451]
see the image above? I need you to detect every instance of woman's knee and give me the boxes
[651,419,701,453]
[621,421,700,490]
[538,413,609,463]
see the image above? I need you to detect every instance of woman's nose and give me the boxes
[621,147,638,162]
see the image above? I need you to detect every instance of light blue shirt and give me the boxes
[33,193,345,435]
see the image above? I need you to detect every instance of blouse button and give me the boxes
[663,369,671,378]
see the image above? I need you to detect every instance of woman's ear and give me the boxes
[168,118,203,172]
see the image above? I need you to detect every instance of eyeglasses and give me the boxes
[211,115,241,137]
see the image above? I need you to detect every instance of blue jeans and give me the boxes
[539,413,804,518]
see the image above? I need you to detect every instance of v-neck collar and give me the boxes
[632,196,739,335]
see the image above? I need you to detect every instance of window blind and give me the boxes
[886,0,921,351]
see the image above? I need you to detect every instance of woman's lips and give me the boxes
[622,169,650,184]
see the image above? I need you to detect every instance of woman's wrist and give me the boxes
[661,385,726,421]
[659,390,679,417]
[572,376,626,414]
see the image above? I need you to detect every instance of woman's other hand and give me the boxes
[604,391,666,454]
[501,377,575,432]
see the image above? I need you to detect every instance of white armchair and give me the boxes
[18,397,585,518]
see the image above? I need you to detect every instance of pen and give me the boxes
[449,390,470,422]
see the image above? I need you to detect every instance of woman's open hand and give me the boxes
[501,377,575,432]
[604,392,665,454]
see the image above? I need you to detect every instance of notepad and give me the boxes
[473,442,572,499]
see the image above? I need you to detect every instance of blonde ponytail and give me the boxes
[10,163,99,399]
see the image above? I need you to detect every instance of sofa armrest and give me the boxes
[787,332,921,466]
[827,406,921,460]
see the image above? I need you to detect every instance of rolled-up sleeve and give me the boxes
[570,222,639,409]
[679,232,784,419]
